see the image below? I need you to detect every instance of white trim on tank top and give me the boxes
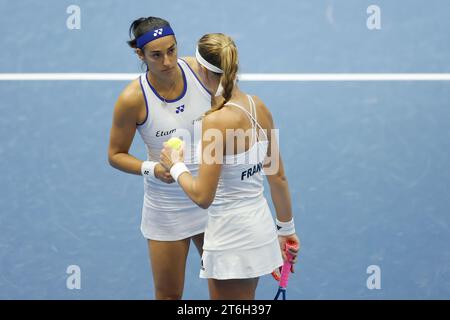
[222,95,269,159]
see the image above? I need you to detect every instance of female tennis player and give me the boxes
[160,33,300,299]
[108,17,212,299]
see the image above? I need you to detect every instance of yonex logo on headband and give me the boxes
[153,28,163,36]
[136,25,175,49]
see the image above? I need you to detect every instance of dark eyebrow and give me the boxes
[150,44,176,54]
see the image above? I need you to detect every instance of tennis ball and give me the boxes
[166,137,183,150]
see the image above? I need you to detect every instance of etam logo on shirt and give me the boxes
[156,128,176,137]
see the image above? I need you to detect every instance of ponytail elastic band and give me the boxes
[195,46,223,74]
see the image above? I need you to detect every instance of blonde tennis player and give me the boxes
[160,33,300,300]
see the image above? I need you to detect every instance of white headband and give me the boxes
[195,46,223,74]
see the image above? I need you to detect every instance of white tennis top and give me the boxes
[203,95,278,251]
[136,58,211,240]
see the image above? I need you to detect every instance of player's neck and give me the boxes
[227,86,242,101]
[148,68,182,96]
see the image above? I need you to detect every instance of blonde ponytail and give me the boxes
[218,44,238,106]
[197,34,238,116]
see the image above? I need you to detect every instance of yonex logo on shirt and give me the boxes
[153,28,163,36]
[175,105,185,114]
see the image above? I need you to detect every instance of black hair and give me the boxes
[127,17,172,49]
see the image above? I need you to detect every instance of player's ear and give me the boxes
[135,48,145,61]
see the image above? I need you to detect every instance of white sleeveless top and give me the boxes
[137,58,211,240]
[203,96,278,251]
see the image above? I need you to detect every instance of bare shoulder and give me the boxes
[181,56,200,73]
[202,108,233,133]
[251,95,271,116]
[181,56,196,66]
[203,108,225,128]
[117,78,145,110]
[250,95,274,127]
[112,78,147,126]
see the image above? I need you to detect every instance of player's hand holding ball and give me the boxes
[160,137,184,170]
[153,163,175,184]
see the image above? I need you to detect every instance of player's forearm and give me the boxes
[108,152,142,176]
[177,173,213,209]
[268,176,294,222]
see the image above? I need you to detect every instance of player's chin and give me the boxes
[161,67,176,78]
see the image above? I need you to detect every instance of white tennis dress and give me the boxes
[199,95,283,279]
[136,58,211,241]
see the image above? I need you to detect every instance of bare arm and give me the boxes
[160,113,224,208]
[256,97,300,263]
[253,97,294,223]
[108,82,174,182]
[266,154,294,223]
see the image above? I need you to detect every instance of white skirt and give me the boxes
[140,176,207,241]
[199,237,283,279]
[141,205,207,241]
